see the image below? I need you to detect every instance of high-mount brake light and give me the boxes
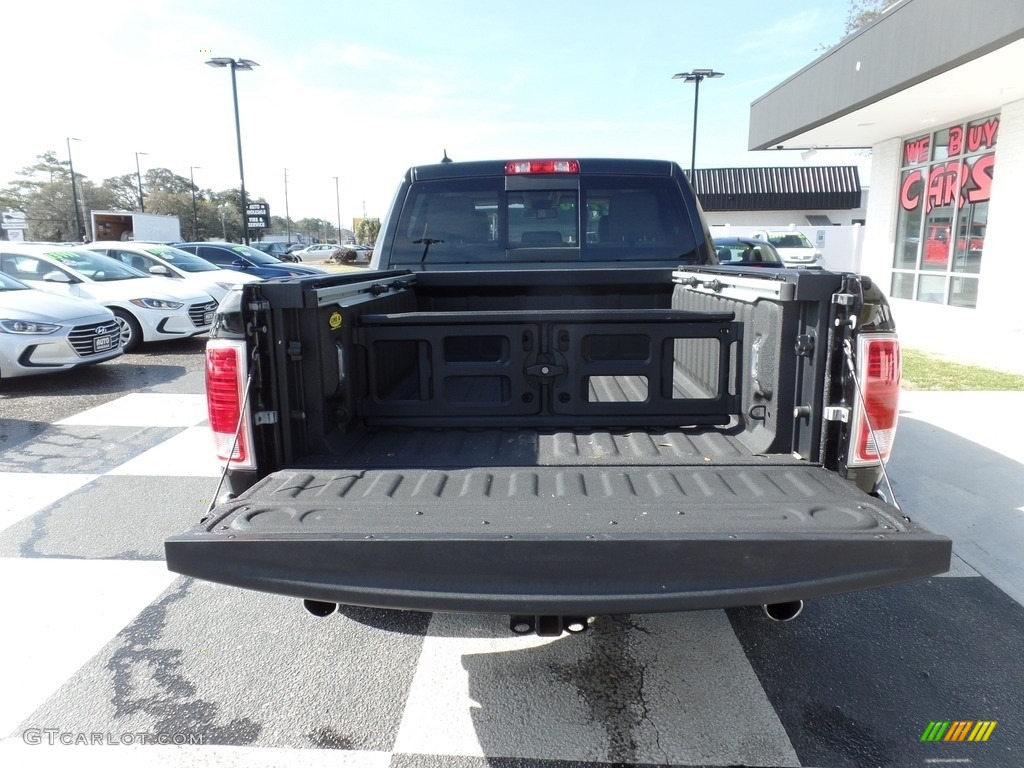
[505,159,580,175]
[848,333,901,467]
[206,339,256,470]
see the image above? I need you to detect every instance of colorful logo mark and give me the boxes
[921,721,997,742]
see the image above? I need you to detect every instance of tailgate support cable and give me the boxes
[842,338,901,512]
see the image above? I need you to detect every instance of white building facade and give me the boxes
[748,0,1024,359]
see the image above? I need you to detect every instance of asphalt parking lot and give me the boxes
[1,338,1022,767]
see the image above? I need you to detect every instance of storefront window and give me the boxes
[894,170,922,270]
[949,277,979,308]
[932,127,953,162]
[890,271,915,300]
[892,115,997,309]
[921,205,952,271]
[954,199,986,275]
[916,274,946,304]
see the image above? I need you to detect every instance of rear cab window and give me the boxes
[387,173,700,267]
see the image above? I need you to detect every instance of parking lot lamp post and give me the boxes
[135,151,148,212]
[672,69,724,181]
[206,57,259,244]
[190,166,202,240]
[66,137,85,241]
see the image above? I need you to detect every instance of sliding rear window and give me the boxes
[388,175,698,266]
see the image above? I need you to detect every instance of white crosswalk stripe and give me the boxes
[393,612,799,766]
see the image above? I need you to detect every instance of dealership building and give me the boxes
[747,0,1024,361]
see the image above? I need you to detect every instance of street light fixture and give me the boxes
[135,151,149,212]
[206,56,259,244]
[189,166,202,240]
[672,68,724,181]
[66,138,85,241]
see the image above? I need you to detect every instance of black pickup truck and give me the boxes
[166,158,950,634]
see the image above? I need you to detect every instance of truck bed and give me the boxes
[312,425,795,469]
[165,267,951,616]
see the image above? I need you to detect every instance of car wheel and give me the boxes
[112,309,143,353]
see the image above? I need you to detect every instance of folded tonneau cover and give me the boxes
[166,463,951,614]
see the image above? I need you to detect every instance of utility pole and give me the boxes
[190,166,202,240]
[66,138,85,241]
[135,151,148,212]
[284,168,291,243]
[333,176,342,244]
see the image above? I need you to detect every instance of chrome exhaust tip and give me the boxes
[303,599,338,617]
[762,600,804,622]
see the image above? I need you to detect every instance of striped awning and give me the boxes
[691,166,861,211]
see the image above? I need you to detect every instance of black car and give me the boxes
[252,241,299,263]
[175,242,327,279]
[711,236,785,268]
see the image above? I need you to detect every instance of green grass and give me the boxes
[902,348,1024,391]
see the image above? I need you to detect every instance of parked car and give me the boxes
[84,242,261,303]
[174,243,328,278]
[712,236,785,268]
[751,230,823,268]
[0,243,217,352]
[0,270,122,378]
[351,244,374,264]
[291,243,344,262]
[251,241,299,263]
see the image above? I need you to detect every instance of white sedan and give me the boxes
[84,241,261,303]
[0,244,217,352]
[0,270,122,378]
[291,243,343,262]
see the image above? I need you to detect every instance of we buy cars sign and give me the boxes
[246,203,270,231]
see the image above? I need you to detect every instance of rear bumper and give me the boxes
[165,465,951,614]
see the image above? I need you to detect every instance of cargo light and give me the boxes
[206,339,256,470]
[848,333,900,467]
[505,159,580,175]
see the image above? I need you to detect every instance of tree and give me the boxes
[295,217,335,243]
[356,217,381,245]
[268,214,301,242]
[843,0,892,37]
[98,174,144,211]
[0,152,77,241]
[144,168,193,196]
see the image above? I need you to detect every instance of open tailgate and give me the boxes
[166,464,951,614]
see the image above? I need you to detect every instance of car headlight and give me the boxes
[0,319,62,334]
[129,298,184,310]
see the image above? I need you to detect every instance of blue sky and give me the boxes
[3,1,861,225]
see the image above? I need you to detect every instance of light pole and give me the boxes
[672,68,724,181]
[135,151,148,212]
[189,166,202,240]
[206,56,259,244]
[66,138,85,241]
[333,176,342,244]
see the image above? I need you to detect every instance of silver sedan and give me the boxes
[0,271,122,378]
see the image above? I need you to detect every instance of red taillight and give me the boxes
[205,339,255,469]
[848,333,901,466]
[505,159,580,175]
